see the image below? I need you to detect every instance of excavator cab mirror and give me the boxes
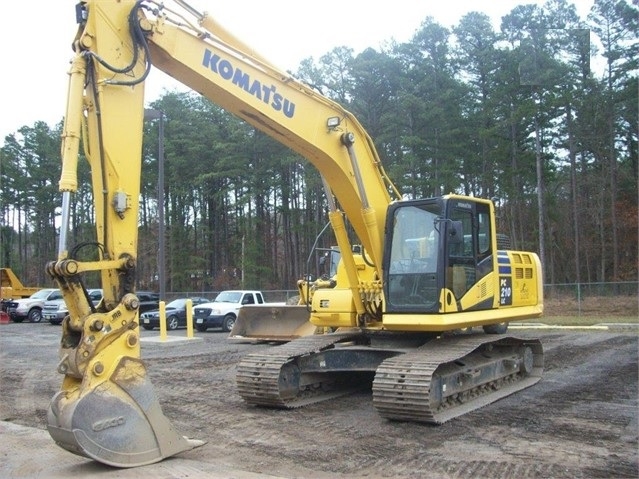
[448,220,464,245]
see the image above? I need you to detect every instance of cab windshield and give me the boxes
[386,204,441,311]
[214,291,241,303]
[31,289,61,300]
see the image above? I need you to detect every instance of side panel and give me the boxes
[496,250,544,308]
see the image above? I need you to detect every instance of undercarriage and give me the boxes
[237,330,543,423]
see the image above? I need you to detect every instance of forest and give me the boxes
[0,0,637,293]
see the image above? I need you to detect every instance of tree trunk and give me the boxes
[534,94,547,282]
[567,105,581,283]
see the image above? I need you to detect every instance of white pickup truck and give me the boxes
[5,288,62,323]
[192,290,283,332]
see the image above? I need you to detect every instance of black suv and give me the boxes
[136,291,161,314]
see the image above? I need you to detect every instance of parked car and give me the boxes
[43,288,103,325]
[136,291,161,314]
[5,288,62,323]
[140,297,211,330]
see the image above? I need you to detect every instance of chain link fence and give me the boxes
[544,282,638,317]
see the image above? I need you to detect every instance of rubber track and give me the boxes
[236,332,366,408]
[372,335,543,424]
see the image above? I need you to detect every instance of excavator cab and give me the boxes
[383,195,498,315]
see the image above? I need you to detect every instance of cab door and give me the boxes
[444,199,494,311]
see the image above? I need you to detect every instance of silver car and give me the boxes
[43,289,103,325]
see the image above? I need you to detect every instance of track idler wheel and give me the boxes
[47,356,204,467]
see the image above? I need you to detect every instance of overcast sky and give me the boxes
[0,0,594,139]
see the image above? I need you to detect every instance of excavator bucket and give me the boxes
[229,305,318,342]
[47,356,204,467]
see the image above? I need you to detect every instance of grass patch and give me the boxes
[537,315,638,326]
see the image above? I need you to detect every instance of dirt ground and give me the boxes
[0,322,637,478]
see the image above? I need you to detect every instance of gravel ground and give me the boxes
[0,322,637,478]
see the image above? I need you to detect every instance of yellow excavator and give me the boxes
[46,0,544,468]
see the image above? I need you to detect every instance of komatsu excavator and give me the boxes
[47,0,544,468]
